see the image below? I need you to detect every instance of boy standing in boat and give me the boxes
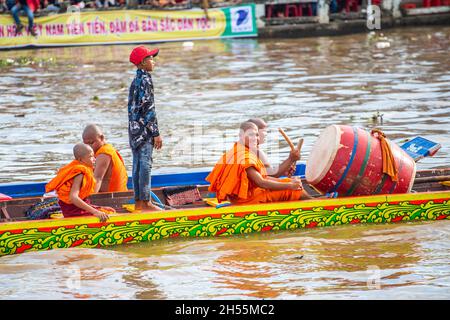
[45,143,114,222]
[128,46,163,212]
[82,124,128,193]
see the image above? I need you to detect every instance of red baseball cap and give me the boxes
[129,46,159,66]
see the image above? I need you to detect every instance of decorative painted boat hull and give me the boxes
[1,191,449,257]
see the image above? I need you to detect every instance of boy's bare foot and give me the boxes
[133,200,163,212]
[134,200,144,211]
[142,201,163,212]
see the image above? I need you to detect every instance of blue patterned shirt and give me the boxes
[128,69,160,150]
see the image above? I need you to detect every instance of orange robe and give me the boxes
[45,160,95,205]
[95,144,129,192]
[206,142,302,204]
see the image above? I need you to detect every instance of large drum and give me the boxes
[305,125,416,196]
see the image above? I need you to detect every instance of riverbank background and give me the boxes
[1,26,449,183]
[0,1,449,301]
[1,0,450,44]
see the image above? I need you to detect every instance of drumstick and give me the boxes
[278,132,304,178]
[297,138,304,152]
[278,128,295,151]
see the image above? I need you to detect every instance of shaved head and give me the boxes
[73,143,93,160]
[247,118,268,144]
[82,124,105,153]
[239,121,259,150]
[82,124,103,140]
[247,118,267,129]
[239,121,258,133]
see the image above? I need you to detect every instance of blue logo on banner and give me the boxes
[236,9,249,26]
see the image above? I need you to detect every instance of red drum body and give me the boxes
[306,125,416,196]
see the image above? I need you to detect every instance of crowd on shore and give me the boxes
[1,0,126,14]
[0,0,242,15]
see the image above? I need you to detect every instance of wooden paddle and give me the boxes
[414,175,450,183]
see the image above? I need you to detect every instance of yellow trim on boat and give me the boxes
[1,191,449,232]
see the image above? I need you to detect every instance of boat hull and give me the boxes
[1,191,449,257]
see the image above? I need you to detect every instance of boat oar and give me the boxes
[414,175,450,183]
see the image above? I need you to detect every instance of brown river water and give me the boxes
[0,26,449,299]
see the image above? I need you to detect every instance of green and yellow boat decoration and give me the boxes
[0,167,449,257]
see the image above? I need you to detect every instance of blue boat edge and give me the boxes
[0,164,307,199]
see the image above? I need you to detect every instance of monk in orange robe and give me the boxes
[45,143,114,221]
[247,118,299,177]
[206,122,310,205]
[82,124,128,193]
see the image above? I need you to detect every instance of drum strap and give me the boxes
[372,129,399,182]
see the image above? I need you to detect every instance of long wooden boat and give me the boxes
[0,165,449,257]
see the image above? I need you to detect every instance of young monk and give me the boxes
[82,124,128,193]
[45,143,115,222]
[247,118,299,178]
[206,121,311,205]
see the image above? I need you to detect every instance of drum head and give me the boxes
[306,125,341,184]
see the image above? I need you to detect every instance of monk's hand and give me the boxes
[154,135,163,150]
[94,210,109,222]
[289,148,301,162]
[102,206,116,213]
[290,178,303,191]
